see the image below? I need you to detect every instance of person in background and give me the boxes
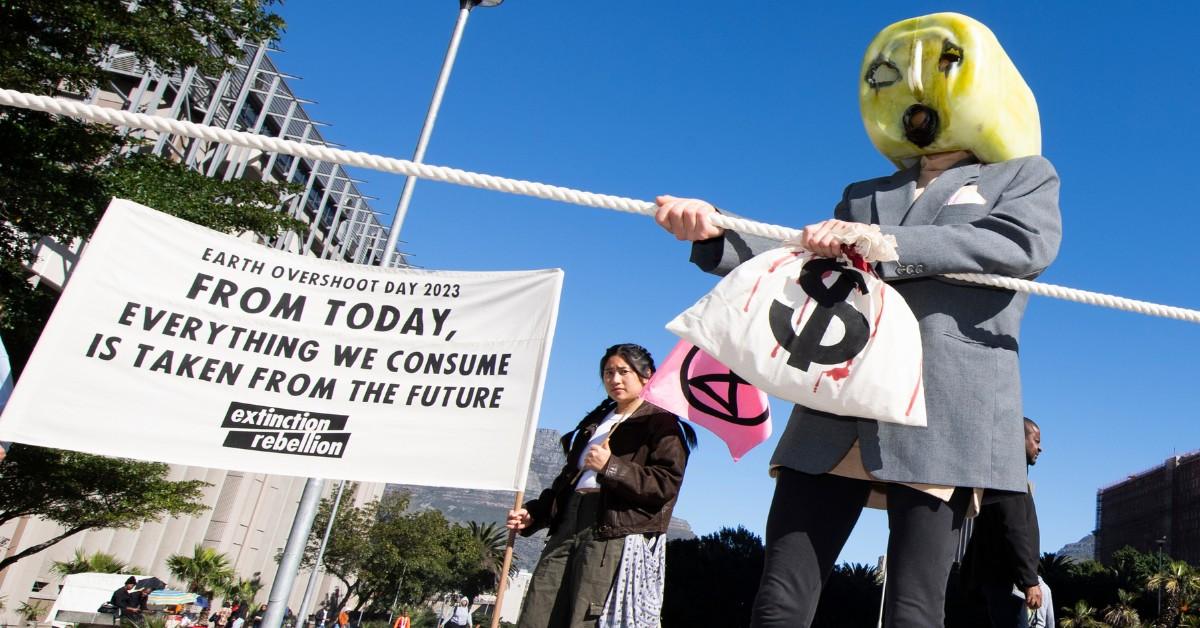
[314,603,329,628]
[111,576,142,623]
[208,606,231,628]
[506,343,697,628]
[251,604,267,628]
[961,417,1054,628]
[440,597,471,628]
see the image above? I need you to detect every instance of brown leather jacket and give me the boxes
[521,400,690,540]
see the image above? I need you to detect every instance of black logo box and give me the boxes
[221,401,349,431]
[223,430,350,458]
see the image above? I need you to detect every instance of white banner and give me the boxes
[0,199,563,491]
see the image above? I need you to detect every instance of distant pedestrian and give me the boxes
[314,604,329,628]
[439,597,471,628]
[391,610,411,628]
[961,417,1055,628]
[111,576,143,623]
[336,609,349,628]
[209,608,231,628]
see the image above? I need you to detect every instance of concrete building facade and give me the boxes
[1095,450,1200,566]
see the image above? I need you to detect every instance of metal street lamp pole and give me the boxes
[1157,536,1166,618]
[296,480,348,628]
[261,5,504,628]
[263,478,325,628]
[380,0,504,268]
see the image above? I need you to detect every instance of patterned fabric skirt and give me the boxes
[598,533,667,628]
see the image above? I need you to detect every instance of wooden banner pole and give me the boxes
[489,490,525,628]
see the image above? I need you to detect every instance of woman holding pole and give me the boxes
[506,343,697,628]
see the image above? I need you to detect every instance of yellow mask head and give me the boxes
[859,12,1040,167]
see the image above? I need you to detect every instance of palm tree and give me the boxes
[466,521,515,580]
[1102,589,1142,628]
[222,575,264,608]
[17,600,47,626]
[51,549,143,576]
[1059,599,1103,628]
[166,544,235,598]
[1038,551,1074,587]
[1147,561,1200,627]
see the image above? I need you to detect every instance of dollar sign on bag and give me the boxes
[770,258,870,371]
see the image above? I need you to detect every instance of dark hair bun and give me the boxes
[600,343,656,379]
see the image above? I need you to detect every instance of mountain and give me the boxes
[1056,533,1095,563]
[388,427,695,571]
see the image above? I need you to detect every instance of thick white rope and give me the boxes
[3,88,1198,324]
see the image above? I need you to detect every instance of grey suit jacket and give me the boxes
[690,155,1062,491]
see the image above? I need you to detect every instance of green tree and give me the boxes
[1039,551,1075,586]
[51,548,144,576]
[1059,599,1104,628]
[16,600,47,625]
[294,489,493,615]
[812,563,883,628]
[0,0,297,336]
[1147,561,1200,627]
[297,483,376,612]
[166,544,235,599]
[444,524,498,601]
[1111,546,1160,592]
[222,574,264,608]
[0,0,305,579]
[1103,589,1143,628]
[465,521,515,582]
[663,526,766,628]
[0,445,209,571]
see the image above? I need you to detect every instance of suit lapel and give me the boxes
[900,161,981,225]
[871,165,918,226]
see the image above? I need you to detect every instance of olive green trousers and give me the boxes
[517,492,625,628]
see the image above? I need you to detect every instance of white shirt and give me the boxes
[574,410,627,491]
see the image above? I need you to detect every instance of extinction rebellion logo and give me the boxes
[220,401,350,458]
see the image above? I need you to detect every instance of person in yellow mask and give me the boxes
[657,13,1061,627]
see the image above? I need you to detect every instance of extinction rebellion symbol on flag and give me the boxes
[220,401,351,458]
[679,346,768,427]
[641,340,772,461]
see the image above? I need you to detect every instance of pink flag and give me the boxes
[642,340,771,461]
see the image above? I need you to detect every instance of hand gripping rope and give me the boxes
[2,87,1198,324]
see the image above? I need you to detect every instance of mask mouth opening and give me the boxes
[902,104,940,147]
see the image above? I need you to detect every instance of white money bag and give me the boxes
[667,247,926,426]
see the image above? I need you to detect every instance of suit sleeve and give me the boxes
[876,156,1062,280]
[596,422,687,509]
[1021,494,1042,588]
[996,492,1042,589]
[689,210,781,277]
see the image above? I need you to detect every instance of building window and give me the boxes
[31,580,49,592]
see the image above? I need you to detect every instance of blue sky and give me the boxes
[271,1,1200,566]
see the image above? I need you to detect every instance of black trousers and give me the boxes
[751,469,969,628]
